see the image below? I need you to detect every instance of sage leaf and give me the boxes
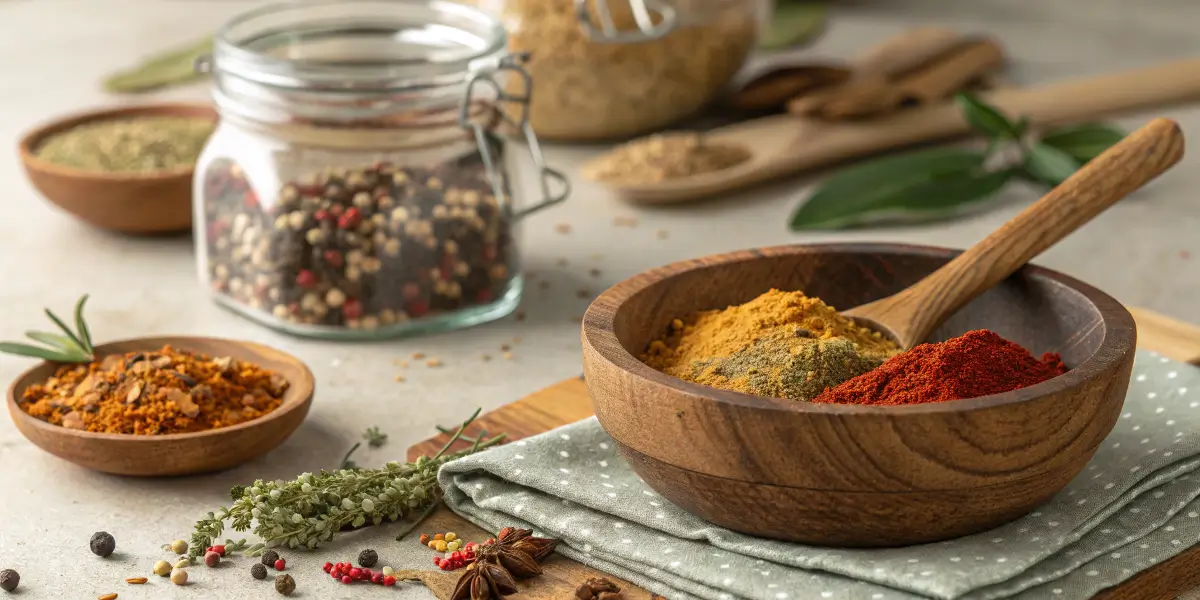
[956,93,1022,139]
[790,147,985,230]
[760,1,828,50]
[1040,123,1126,163]
[1022,142,1080,186]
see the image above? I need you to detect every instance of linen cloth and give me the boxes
[439,351,1200,599]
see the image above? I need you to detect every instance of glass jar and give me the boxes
[194,0,568,340]
[465,0,766,140]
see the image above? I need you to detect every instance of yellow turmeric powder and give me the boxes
[643,289,900,401]
[19,345,287,435]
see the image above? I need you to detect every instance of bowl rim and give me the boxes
[6,335,315,443]
[582,242,1137,415]
[17,102,218,183]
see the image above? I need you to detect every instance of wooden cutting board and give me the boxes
[407,307,1200,600]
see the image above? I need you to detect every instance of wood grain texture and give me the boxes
[391,506,649,599]
[17,103,216,234]
[581,243,1136,546]
[5,336,314,476]
[592,58,1200,204]
[845,118,1184,349]
[407,302,1199,597]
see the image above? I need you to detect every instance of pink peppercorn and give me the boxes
[384,575,396,587]
[341,575,353,584]
[323,562,333,573]
[274,558,286,571]
[212,545,226,557]
[204,551,221,567]
[349,567,362,579]
[372,573,384,585]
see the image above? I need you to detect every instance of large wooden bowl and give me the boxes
[581,243,1136,547]
[6,337,314,477]
[18,103,216,235]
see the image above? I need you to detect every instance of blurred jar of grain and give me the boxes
[462,0,766,141]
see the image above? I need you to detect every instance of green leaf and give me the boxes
[74,294,93,353]
[102,37,213,94]
[0,342,86,362]
[24,331,78,350]
[1022,142,1081,186]
[956,93,1022,139]
[792,163,1014,230]
[45,308,90,356]
[1040,123,1126,163]
[790,147,986,229]
[760,1,828,50]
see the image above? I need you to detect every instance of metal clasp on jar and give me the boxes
[575,0,679,43]
[459,53,570,219]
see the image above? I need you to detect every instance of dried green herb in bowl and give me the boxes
[33,115,214,174]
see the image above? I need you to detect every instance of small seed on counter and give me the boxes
[98,594,118,600]
[125,577,148,584]
[394,375,406,383]
[411,352,426,360]
[426,358,443,368]
[577,289,592,299]
[589,268,601,277]
[512,337,522,344]
[656,229,670,239]
[500,344,511,352]
[613,216,639,227]
[515,311,526,321]
[503,352,514,360]
[556,257,569,267]
[538,280,551,290]
[482,354,492,361]
[554,223,572,234]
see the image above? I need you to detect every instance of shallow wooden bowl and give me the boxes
[18,103,217,235]
[582,243,1136,547]
[6,337,314,477]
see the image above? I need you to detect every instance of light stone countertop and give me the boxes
[1,1,1199,598]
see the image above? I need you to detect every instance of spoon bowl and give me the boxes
[6,336,315,477]
[582,243,1135,546]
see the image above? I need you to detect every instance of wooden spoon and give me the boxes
[843,118,1184,349]
[584,59,1200,204]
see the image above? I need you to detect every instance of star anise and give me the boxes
[451,561,518,600]
[479,527,560,577]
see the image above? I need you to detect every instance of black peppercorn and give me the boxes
[0,569,18,593]
[251,563,268,580]
[90,531,116,557]
[261,549,280,567]
[357,548,378,567]
[275,573,296,596]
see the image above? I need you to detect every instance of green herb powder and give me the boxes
[34,116,214,174]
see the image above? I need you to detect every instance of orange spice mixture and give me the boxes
[19,345,288,435]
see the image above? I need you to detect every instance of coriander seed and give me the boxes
[358,548,378,567]
[90,531,116,557]
[153,560,172,577]
[275,574,296,596]
[170,568,188,586]
[261,549,280,567]
[251,563,267,580]
[169,539,188,555]
[0,569,18,592]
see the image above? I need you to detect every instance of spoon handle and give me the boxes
[849,117,1184,349]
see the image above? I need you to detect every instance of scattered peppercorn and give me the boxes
[204,551,221,567]
[358,549,378,567]
[90,531,116,557]
[170,569,188,586]
[274,558,286,571]
[169,539,188,555]
[125,577,148,584]
[153,560,172,577]
[275,574,296,596]
[419,533,431,545]
[174,558,191,569]
[261,550,280,567]
[434,540,448,552]
[0,569,18,592]
[384,575,396,587]
[382,566,395,577]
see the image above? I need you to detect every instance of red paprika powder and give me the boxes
[812,329,1068,406]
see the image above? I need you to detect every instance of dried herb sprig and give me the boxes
[187,409,504,559]
[0,295,95,363]
[364,426,389,448]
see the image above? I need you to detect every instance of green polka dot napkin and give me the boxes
[439,351,1200,599]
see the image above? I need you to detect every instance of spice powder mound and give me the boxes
[643,289,900,401]
[19,345,288,434]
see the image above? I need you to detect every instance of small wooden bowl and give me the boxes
[582,243,1136,547]
[6,337,314,477]
[18,103,217,235]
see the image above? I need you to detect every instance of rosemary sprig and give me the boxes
[187,408,505,559]
[0,295,96,363]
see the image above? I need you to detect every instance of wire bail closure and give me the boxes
[459,53,570,220]
[574,0,678,43]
